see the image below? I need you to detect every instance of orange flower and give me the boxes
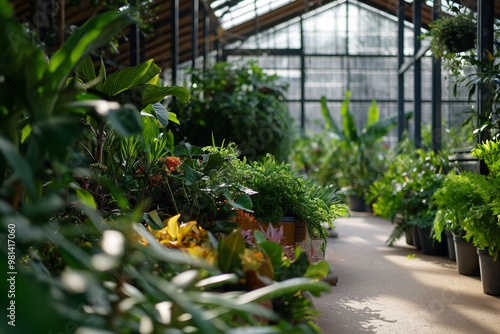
[164,157,182,173]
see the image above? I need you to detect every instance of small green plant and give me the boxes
[432,171,484,241]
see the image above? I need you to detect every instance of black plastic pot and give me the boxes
[477,248,500,296]
[454,235,480,276]
[413,225,421,250]
[348,195,371,212]
[405,226,415,246]
[445,230,456,261]
[417,226,447,256]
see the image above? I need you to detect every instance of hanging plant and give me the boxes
[426,10,476,57]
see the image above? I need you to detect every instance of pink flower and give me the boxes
[259,224,294,259]
[240,228,256,248]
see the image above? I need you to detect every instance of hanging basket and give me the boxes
[442,27,475,53]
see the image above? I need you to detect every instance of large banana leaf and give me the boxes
[100,59,161,96]
[367,99,379,127]
[339,92,359,142]
[320,96,342,140]
[361,112,412,145]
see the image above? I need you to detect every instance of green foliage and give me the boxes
[228,154,348,248]
[432,171,485,240]
[423,4,476,80]
[229,154,304,224]
[454,139,500,260]
[170,61,295,162]
[300,93,410,200]
[425,10,476,58]
[0,3,332,332]
[369,135,453,246]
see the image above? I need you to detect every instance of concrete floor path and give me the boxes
[315,212,500,334]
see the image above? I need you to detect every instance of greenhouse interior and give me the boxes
[1,0,500,333]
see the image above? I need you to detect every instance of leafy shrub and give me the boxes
[170,61,295,162]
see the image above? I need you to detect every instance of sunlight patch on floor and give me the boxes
[341,235,370,245]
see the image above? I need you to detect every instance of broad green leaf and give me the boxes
[340,91,358,142]
[169,111,180,125]
[101,59,161,97]
[224,193,254,212]
[48,11,139,91]
[367,99,379,126]
[75,188,97,209]
[257,241,284,279]
[142,273,219,334]
[140,84,191,105]
[104,104,143,138]
[174,143,204,158]
[236,277,330,304]
[31,116,79,161]
[320,96,342,139]
[203,152,223,170]
[21,124,31,144]
[97,177,129,210]
[217,231,245,274]
[361,112,412,144]
[95,58,107,91]
[151,102,169,126]
[75,55,96,83]
[20,193,64,222]
[184,290,277,321]
[281,251,309,280]
[195,273,239,289]
[147,210,164,229]
[234,194,253,211]
[181,164,204,186]
[304,260,330,279]
[253,229,267,244]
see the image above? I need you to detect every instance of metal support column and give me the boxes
[413,0,422,148]
[129,25,140,66]
[203,10,210,70]
[171,0,179,86]
[477,0,494,174]
[431,0,442,153]
[192,0,199,68]
[300,17,306,132]
[397,0,405,141]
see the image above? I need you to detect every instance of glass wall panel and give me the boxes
[212,0,474,150]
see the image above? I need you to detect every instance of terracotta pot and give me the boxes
[239,216,296,247]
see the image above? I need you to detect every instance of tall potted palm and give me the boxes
[316,92,411,212]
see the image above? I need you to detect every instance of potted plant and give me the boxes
[426,9,476,57]
[228,154,348,251]
[463,140,500,295]
[310,93,411,212]
[170,61,295,162]
[432,171,483,274]
[369,137,452,254]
